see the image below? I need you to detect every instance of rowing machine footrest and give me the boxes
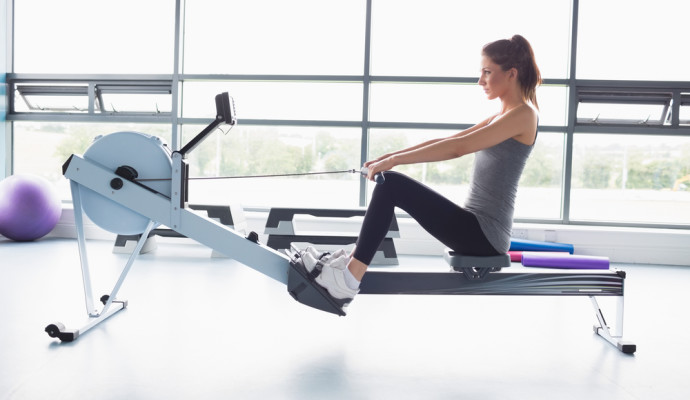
[287,257,348,317]
[444,250,511,280]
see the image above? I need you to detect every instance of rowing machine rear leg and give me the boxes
[590,296,636,354]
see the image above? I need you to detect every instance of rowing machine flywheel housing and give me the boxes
[80,131,172,235]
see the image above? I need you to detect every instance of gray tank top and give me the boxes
[464,136,535,253]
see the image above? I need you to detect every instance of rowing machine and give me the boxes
[47,92,635,354]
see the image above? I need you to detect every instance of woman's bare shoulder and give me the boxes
[509,104,538,144]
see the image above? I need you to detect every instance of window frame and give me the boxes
[9,74,174,120]
[4,0,690,230]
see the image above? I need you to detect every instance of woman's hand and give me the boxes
[365,156,396,181]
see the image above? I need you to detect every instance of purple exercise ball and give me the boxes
[0,174,62,241]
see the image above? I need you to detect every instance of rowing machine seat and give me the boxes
[443,250,511,280]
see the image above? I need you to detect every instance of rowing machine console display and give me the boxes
[48,93,635,354]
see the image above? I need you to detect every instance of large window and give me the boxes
[577,0,690,81]
[182,81,362,122]
[182,124,362,208]
[5,0,690,229]
[12,121,172,199]
[370,84,568,126]
[369,0,571,79]
[183,0,366,75]
[570,134,690,225]
[13,0,175,74]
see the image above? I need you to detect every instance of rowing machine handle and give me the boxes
[360,167,385,184]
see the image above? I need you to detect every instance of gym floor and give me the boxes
[1,238,689,400]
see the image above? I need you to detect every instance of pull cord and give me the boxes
[136,169,358,182]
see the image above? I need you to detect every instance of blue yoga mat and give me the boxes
[509,238,574,254]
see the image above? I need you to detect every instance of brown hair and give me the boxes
[482,35,542,109]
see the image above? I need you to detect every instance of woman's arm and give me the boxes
[365,105,537,178]
[364,115,495,168]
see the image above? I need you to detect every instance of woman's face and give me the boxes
[478,55,513,101]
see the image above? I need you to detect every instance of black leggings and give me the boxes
[353,171,500,265]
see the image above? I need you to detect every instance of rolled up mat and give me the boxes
[508,251,522,262]
[510,238,574,254]
[508,251,569,263]
[521,252,609,270]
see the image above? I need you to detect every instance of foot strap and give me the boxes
[308,251,331,280]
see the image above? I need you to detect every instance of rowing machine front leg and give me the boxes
[45,184,157,342]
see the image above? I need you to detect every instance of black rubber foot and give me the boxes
[45,322,79,342]
[619,341,637,354]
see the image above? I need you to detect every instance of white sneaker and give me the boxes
[303,246,328,261]
[329,248,348,259]
[315,255,359,301]
[300,247,347,273]
[306,246,348,261]
[299,247,328,275]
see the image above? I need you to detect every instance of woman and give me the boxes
[301,34,542,304]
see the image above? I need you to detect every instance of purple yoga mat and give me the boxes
[521,252,609,270]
